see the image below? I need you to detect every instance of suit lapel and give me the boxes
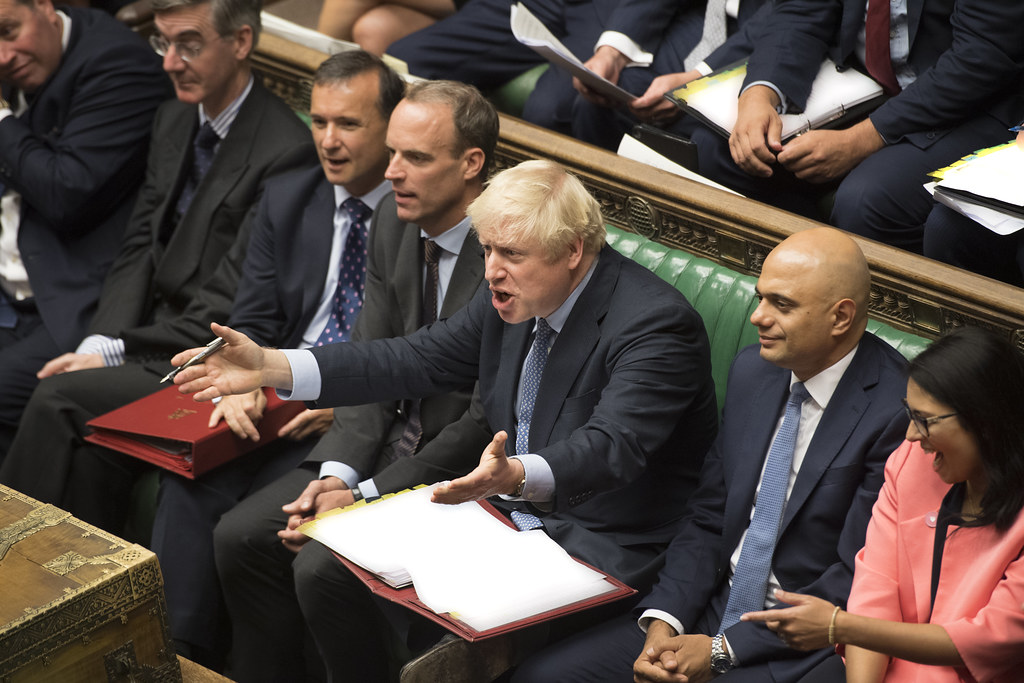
[441,231,484,318]
[722,370,789,551]
[156,82,267,294]
[394,222,423,334]
[298,178,337,331]
[499,320,533,449]
[782,341,879,532]
[524,248,617,452]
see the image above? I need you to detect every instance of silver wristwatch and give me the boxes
[710,634,733,674]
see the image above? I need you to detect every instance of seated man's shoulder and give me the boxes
[68,7,161,63]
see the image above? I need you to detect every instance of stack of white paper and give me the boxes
[929,142,1024,235]
[300,485,616,630]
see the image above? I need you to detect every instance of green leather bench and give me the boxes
[604,225,929,414]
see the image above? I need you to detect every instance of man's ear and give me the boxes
[831,298,856,336]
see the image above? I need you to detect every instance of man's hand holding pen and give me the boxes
[171,322,293,400]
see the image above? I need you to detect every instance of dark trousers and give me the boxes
[923,202,1024,286]
[154,438,314,652]
[0,305,63,462]
[0,362,160,530]
[690,111,1013,253]
[214,466,322,682]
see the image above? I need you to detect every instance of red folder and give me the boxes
[84,386,304,478]
[333,500,636,641]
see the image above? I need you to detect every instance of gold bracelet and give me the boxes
[828,605,842,645]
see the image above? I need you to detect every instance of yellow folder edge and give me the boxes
[669,62,748,102]
[298,484,427,537]
[929,140,1016,180]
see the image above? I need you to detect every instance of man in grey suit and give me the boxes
[173,158,719,679]
[0,0,312,536]
[206,79,498,681]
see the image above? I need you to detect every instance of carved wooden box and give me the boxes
[0,485,180,682]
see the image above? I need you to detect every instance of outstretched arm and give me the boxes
[172,322,294,401]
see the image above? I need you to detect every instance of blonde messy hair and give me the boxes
[468,159,605,261]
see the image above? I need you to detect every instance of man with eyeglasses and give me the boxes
[513,227,911,683]
[0,0,312,662]
[0,0,170,459]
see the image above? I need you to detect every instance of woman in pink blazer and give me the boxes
[743,326,1024,682]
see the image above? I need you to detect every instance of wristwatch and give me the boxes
[350,485,364,502]
[710,634,733,674]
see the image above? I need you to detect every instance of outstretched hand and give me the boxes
[741,589,838,650]
[172,322,291,401]
[431,431,524,505]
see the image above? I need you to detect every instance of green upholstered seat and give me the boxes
[486,64,549,118]
[605,225,927,414]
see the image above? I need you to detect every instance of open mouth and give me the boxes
[493,291,511,303]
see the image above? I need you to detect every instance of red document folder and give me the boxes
[84,386,304,478]
[333,500,637,641]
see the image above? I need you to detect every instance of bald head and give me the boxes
[767,227,871,324]
[751,228,871,380]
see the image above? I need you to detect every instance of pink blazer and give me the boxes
[848,441,1024,682]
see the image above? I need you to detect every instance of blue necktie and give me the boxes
[315,197,371,346]
[512,318,555,531]
[516,318,555,455]
[719,382,810,631]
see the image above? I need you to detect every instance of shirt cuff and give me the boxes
[696,62,713,77]
[638,609,684,636]
[75,334,126,367]
[595,31,653,67]
[0,109,12,123]
[723,634,741,666]
[318,460,360,489]
[742,80,788,115]
[499,453,555,503]
[276,348,320,401]
[357,477,380,500]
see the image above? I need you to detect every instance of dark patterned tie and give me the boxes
[315,197,371,346]
[511,319,556,532]
[390,239,443,461]
[719,382,810,630]
[175,122,219,219]
[865,0,900,95]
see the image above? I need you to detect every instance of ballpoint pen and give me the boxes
[160,337,226,384]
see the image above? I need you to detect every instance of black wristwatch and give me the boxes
[351,485,364,502]
[710,634,733,674]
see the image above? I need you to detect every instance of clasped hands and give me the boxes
[729,85,884,183]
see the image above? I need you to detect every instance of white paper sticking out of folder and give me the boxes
[300,485,615,631]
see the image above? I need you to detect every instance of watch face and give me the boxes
[711,656,732,674]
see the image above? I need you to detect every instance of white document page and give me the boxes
[510,2,634,105]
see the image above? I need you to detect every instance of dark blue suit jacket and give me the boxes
[308,245,719,590]
[638,333,908,681]
[0,7,170,350]
[745,0,1024,147]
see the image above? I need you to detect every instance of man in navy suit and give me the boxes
[0,0,170,456]
[172,158,719,678]
[693,0,1024,253]
[512,227,909,682]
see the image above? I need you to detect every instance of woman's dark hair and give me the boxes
[907,326,1024,530]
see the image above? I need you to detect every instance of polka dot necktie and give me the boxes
[719,382,811,630]
[511,318,555,532]
[315,197,371,346]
